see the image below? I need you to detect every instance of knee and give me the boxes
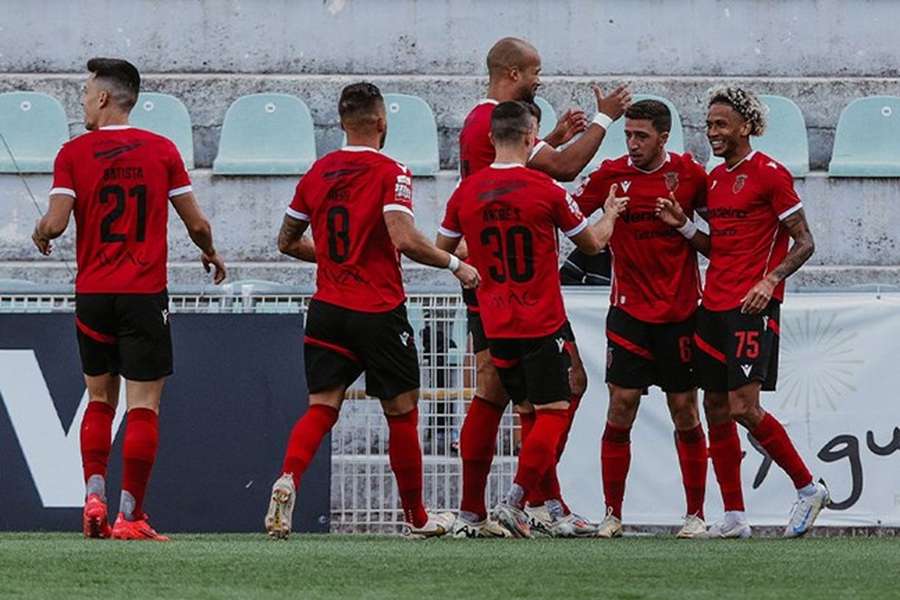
[703,393,730,424]
[607,388,639,426]
[669,398,700,430]
[475,360,506,405]
[569,364,587,398]
[728,395,763,428]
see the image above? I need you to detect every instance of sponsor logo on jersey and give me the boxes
[733,174,749,194]
[620,180,632,192]
[93,142,142,160]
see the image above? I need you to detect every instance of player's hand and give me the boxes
[202,251,227,285]
[547,108,588,146]
[655,194,687,228]
[741,277,776,314]
[454,262,481,289]
[455,238,469,261]
[603,183,629,217]
[593,84,632,121]
[32,225,52,256]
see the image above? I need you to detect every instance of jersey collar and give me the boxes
[98,125,133,130]
[342,145,381,154]
[725,150,756,172]
[627,152,671,174]
[489,162,525,169]
[478,98,500,106]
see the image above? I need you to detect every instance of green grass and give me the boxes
[0,534,897,599]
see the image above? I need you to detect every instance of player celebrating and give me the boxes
[32,58,227,541]
[264,82,480,540]
[454,36,631,537]
[438,101,628,537]
[656,87,828,538]
[572,99,709,538]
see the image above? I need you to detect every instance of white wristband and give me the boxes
[676,219,698,240]
[447,254,461,272]
[592,113,614,130]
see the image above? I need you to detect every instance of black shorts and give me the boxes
[467,310,489,354]
[605,306,696,393]
[304,299,420,400]
[75,290,173,381]
[693,302,781,393]
[487,322,575,406]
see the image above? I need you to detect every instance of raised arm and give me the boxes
[527,85,631,181]
[569,184,629,255]
[171,192,227,284]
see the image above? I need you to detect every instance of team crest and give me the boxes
[663,171,679,192]
[733,174,749,194]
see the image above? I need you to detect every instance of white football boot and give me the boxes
[676,514,707,539]
[544,500,599,538]
[405,511,455,539]
[595,508,623,539]
[524,504,553,536]
[452,515,513,539]
[264,473,296,540]
[702,511,752,539]
[784,480,830,538]
[492,502,532,538]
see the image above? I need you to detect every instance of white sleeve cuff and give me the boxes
[383,204,415,218]
[168,185,193,198]
[438,226,462,238]
[778,202,803,221]
[49,187,76,198]
[563,218,589,238]
[528,140,549,161]
[285,207,310,221]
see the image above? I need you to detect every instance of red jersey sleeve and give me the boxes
[165,142,192,198]
[439,184,464,238]
[689,157,708,218]
[50,144,77,199]
[286,175,311,221]
[572,165,612,217]
[552,188,589,238]
[382,163,414,218]
[768,163,803,221]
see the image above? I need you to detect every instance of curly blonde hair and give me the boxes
[708,86,767,136]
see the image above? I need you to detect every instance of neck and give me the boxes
[494,146,528,166]
[94,111,129,129]
[640,149,667,172]
[344,133,381,150]
[486,80,519,103]
[724,141,753,168]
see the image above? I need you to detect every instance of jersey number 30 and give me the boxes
[480,226,534,283]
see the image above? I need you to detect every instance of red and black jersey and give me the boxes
[287,146,414,313]
[51,126,191,294]
[573,152,706,323]
[458,99,547,180]
[703,151,803,311]
[440,164,587,339]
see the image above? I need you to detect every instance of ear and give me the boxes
[659,131,670,145]
[507,65,520,82]
[739,120,752,137]
[97,89,110,110]
[375,114,387,135]
[488,130,496,149]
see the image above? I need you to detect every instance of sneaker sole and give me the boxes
[83,515,108,539]
[265,488,293,540]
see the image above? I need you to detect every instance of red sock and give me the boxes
[751,412,813,489]
[121,408,159,517]
[81,401,115,485]
[675,425,708,519]
[529,396,579,510]
[386,408,428,528]
[708,421,745,512]
[513,410,569,508]
[601,422,631,519]
[459,397,504,519]
[282,404,339,490]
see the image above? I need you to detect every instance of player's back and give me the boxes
[54,126,190,294]
[449,164,586,339]
[291,147,413,312]
[459,101,498,179]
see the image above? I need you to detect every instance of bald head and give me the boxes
[487,37,540,79]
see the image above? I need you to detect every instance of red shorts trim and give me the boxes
[693,333,726,364]
[607,330,654,361]
[768,318,780,335]
[304,335,360,363]
[491,355,521,369]
[75,317,116,345]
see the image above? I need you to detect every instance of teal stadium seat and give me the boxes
[828,96,900,177]
[534,96,558,139]
[581,94,685,176]
[213,93,316,175]
[381,93,439,176]
[0,92,69,173]
[131,93,195,168]
[708,95,809,176]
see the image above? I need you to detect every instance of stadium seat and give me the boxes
[213,93,316,175]
[828,96,900,177]
[0,92,69,173]
[534,96,558,139]
[381,93,440,176]
[131,93,195,168]
[707,95,809,176]
[581,94,685,176]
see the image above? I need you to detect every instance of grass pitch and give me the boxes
[0,533,896,599]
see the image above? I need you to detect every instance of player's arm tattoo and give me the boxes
[277,215,316,262]
[767,209,815,283]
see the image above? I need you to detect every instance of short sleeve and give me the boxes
[382,163,414,218]
[571,165,612,217]
[768,163,802,220]
[166,142,192,198]
[688,158,709,218]
[553,189,589,238]
[286,176,310,221]
[439,185,463,238]
[49,145,76,199]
